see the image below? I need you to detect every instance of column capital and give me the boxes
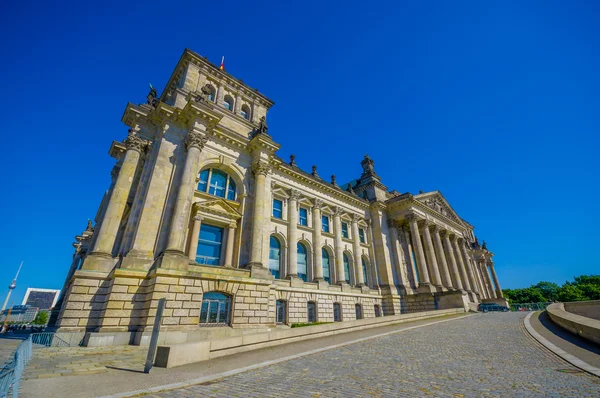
[289,189,301,201]
[123,129,151,154]
[333,206,343,217]
[405,212,420,223]
[313,198,324,210]
[193,214,204,222]
[185,130,209,151]
[252,161,272,176]
[351,214,361,224]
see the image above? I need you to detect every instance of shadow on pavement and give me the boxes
[538,310,600,355]
[105,365,146,374]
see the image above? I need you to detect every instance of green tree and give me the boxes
[502,287,546,303]
[572,275,600,287]
[33,311,49,325]
[557,284,587,302]
[532,281,560,301]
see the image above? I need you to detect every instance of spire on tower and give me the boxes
[2,261,23,312]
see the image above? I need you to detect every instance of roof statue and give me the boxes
[250,116,269,139]
[147,83,160,108]
[331,174,337,187]
[85,219,94,232]
[289,154,297,167]
[198,83,212,102]
[482,240,487,250]
[311,165,319,178]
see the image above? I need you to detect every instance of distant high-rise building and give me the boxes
[22,288,60,310]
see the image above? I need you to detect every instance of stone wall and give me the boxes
[564,300,600,321]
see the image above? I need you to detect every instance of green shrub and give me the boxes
[290,322,331,328]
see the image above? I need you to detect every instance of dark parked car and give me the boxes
[478,303,509,313]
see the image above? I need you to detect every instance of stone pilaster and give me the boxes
[224,223,237,267]
[248,162,270,268]
[312,199,324,281]
[388,220,411,294]
[369,203,395,287]
[460,244,479,294]
[83,130,149,272]
[351,215,365,286]
[187,214,203,261]
[287,190,301,278]
[160,126,208,270]
[333,207,346,285]
[442,232,463,290]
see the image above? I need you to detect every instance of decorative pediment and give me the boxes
[416,192,463,224]
[194,198,242,220]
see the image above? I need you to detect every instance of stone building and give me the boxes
[52,49,507,346]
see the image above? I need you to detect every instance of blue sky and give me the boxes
[1,1,598,305]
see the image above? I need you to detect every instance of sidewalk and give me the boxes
[529,310,600,368]
[21,313,468,398]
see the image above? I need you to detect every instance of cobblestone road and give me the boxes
[147,313,600,397]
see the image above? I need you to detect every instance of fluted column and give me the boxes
[442,232,463,290]
[406,214,431,288]
[480,261,493,298]
[187,215,203,261]
[84,130,148,271]
[333,208,346,284]
[403,228,419,288]
[460,244,479,294]
[312,200,324,280]
[351,215,365,286]
[432,226,453,289]
[248,162,270,267]
[489,262,503,298]
[452,238,472,292]
[287,190,300,278]
[164,128,208,255]
[421,222,443,289]
[224,223,236,267]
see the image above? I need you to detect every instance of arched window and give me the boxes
[307,301,317,323]
[374,305,382,317]
[276,300,286,324]
[199,292,231,326]
[333,303,341,322]
[223,95,234,111]
[361,257,369,286]
[355,303,363,320]
[240,105,250,120]
[297,243,308,282]
[197,168,237,200]
[206,85,216,102]
[322,248,331,283]
[269,236,281,279]
[343,253,351,284]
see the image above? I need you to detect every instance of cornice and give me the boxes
[271,158,370,209]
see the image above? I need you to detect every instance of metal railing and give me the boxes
[510,302,553,312]
[30,333,71,347]
[0,336,32,398]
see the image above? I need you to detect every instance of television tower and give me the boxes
[1,261,23,312]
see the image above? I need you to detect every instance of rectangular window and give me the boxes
[273,199,283,219]
[359,228,365,243]
[299,208,308,226]
[196,224,224,266]
[341,222,349,239]
[322,215,330,233]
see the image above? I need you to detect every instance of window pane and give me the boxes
[273,199,282,219]
[359,228,365,243]
[276,300,286,324]
[240,110,248,119]
[322,216,329,233]
[333,303,341,322]
[299,208,308,226]
[224,99,232,110]
[209,170,228,198]
[196,224,223,265]
[198,169,209,192]
[322,249,330,283]
[355,304,362,320]
[342,222,349,239]
[307,302,316,323]
[362,258,369,285]
[269,236,281,279]
[199,292,231,326]
[343,254,351,284]
[297,243,307,281]
[227,178,236,200]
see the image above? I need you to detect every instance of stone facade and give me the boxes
[50,49,506,345]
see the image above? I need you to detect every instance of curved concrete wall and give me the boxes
[547,302,600,345]
[564,300,600,321]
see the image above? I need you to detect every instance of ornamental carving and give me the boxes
[352,214,361,223]
[420,195,460,223]
[123,130,150,153]
[405,213,419,223]
[313,198,324,210]
[333,206,343,217]
[252,162,271,176]
[185,130,209,151]
[289,189,301,201]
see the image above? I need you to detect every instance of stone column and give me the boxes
[472,256,487,298]
[476,261,489,298]
[287,190,300,278]
[312,200,324,280]
[224,223,237,267]
[460,244,479,294]
[161,127,208,269]
[235,94,242,115]
[403,228,419,288]
[452,238,472,292]
[388,221,410,292]
[187,215,203,261]
[421,222,443,289]
[351,215,365,286]
[366,221,379,288]
[489,262,503,298]
[432,226,453,289]
[84,130,148,271]
[481,261,495,298]
[333,207,346,285]
[442,232,463,290]
[406,214,431,289]
[249,162,271,268]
